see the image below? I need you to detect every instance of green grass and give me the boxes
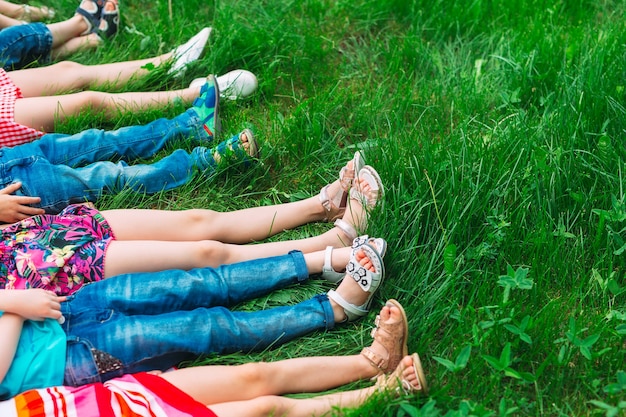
[41,0,626,414]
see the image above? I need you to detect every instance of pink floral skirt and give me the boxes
[0,204,116,295]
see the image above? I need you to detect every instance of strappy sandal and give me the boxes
[376,353,428,395]
[361,299,408,374]
[319,151,365,222]
[332,164,384,242]
[204,129,259,169]
[321,235,387,283]
[18,4,55,22]
[76,0,105,36]
[97,0,120,38]
[327,241,385,322]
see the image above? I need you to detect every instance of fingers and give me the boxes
[0,182,22,194]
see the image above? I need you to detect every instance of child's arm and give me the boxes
[0,289,66,322]
[0,313,24,384]
[0,290,66,384]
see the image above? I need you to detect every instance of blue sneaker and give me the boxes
[191,74,220,141]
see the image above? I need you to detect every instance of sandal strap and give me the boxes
[321,246,344,283]
[327,289,368,322]
[334,218,357,242]
[361,346,389,373]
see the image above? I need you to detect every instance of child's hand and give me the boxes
[0,289,66,321]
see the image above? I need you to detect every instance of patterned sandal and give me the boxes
[327,241,385,322]
[361,299,409,374]
[321,235,387,283]
[205,129,258,169]
[319,151,365,222]
[376,353,428,395]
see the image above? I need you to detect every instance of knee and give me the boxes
[49,60,84,75]
[184,208,215,221]
[246,395,293,416]
[193,239,230,267]
[75,90,109,110]
[236,362,275,394]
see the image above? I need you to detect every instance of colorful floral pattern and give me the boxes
[0,204,115,295]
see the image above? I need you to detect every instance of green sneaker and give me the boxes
[191,74,220,140]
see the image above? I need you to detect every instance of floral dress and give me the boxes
[0,204,115,295]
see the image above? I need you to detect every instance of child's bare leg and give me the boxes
[101,230,374,286]
[46,15,90,48]
[210,387,377,417]
[210,354,425,417]
[13,88,198,131]
[101,196,335,243]
[0,0,54,21]
[160,355,376,406]
[161,305,406,403]
[9,53,174,97]
[101,238,353,278]
[51,33,101,60]
[0,13,22,27]
[162,305,411,417]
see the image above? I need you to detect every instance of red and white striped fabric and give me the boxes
[0,373,218,417]
[0,68,44,148]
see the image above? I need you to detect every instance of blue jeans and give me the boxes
[60,251,336,386]
[0,109,212,213]
[0,23,52,70]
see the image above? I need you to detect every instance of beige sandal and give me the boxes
[361,299,409,374]
[319,151,365,221]
[377,353,428,395]
[332,164,384,242]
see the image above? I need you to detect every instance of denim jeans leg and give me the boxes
[61,252,335,382]
[0,23,53,70]
[1,110,211,212]
[68,251,310,314]
[31,109,207,166]
[63,295,334,384]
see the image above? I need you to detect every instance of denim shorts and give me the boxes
[0,23,52,70]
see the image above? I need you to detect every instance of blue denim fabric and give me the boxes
[0,109,212,213]
[60,251,335,386]
[0,23,53,70]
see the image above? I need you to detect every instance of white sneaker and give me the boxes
[169,27,212,76]
[190,69,258,100]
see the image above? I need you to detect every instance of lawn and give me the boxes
[43,0,626,415]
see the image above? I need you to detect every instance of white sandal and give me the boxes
[327,242,385,322]
[321,235,387,283]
